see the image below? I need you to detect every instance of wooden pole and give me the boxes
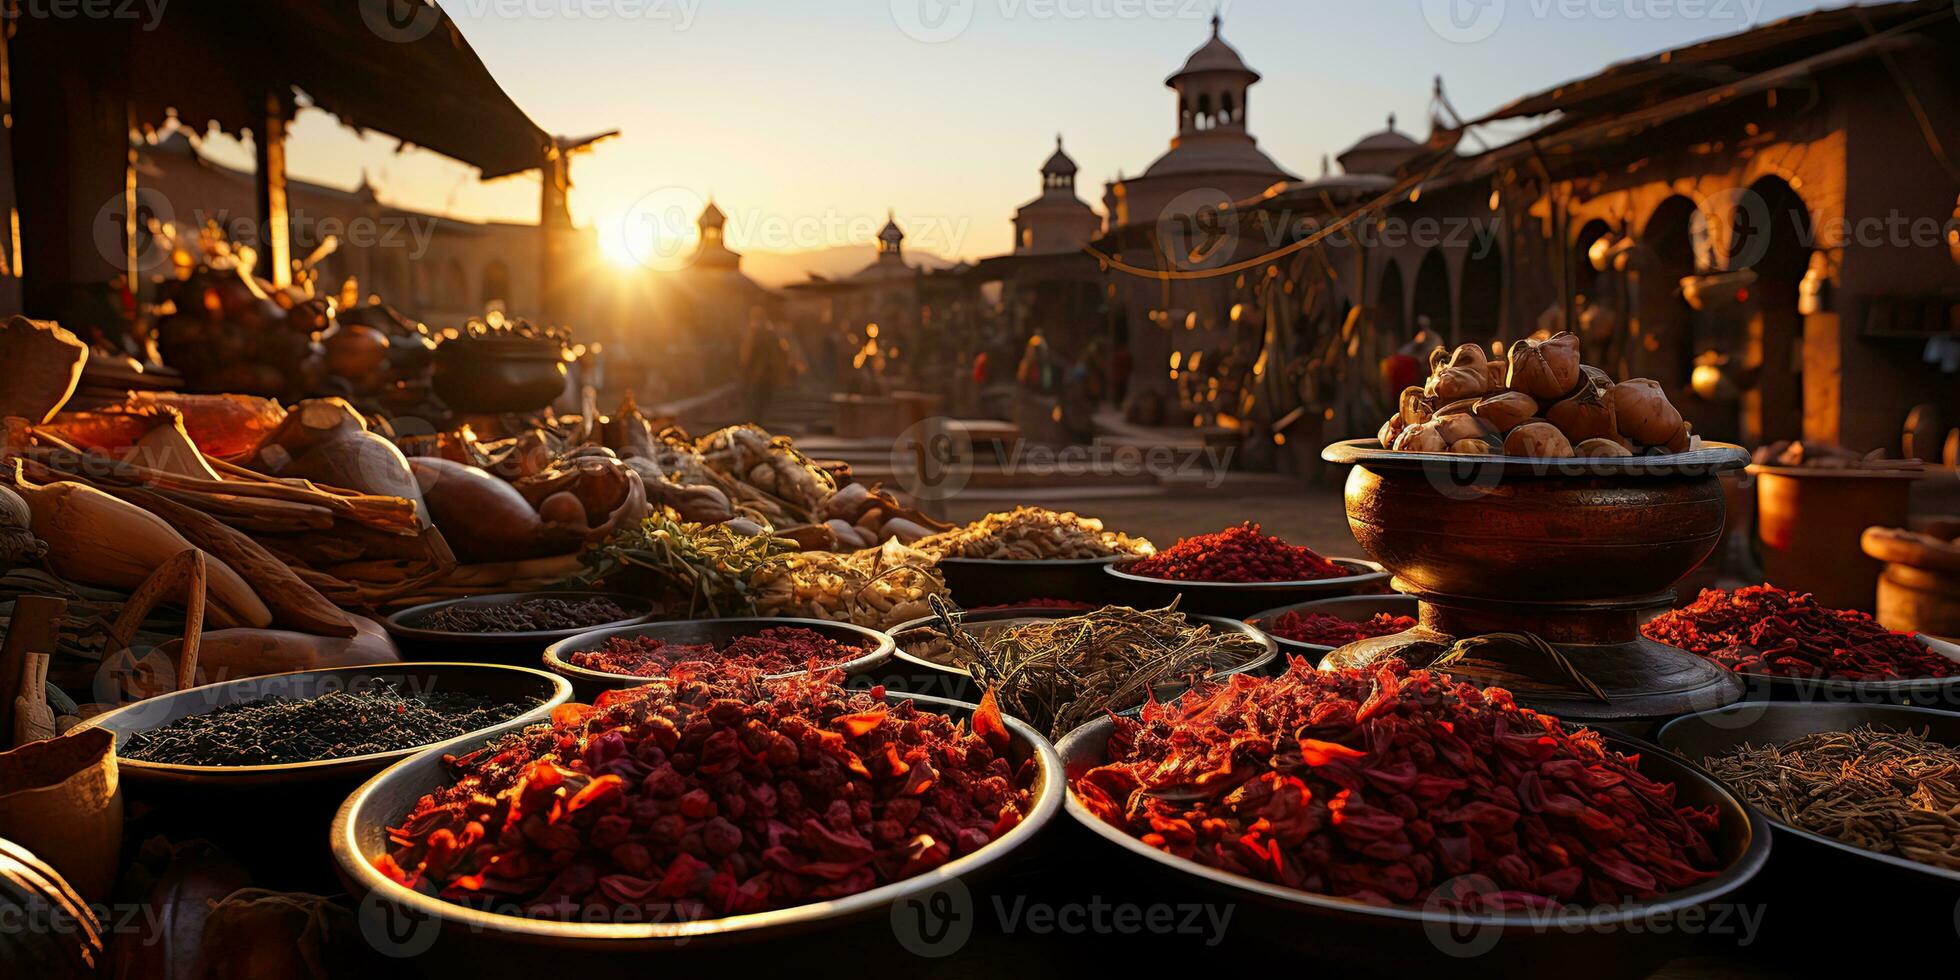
[255,92,291,288]
[0,595,68,740]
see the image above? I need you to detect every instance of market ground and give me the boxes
[942,482,1358,554]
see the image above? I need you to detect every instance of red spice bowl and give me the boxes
[1245,594,1421,663]
[1104,554,1389,619]
[542,618,894,700]
[1643,586,1960,711]
[329,689,1064,965]
[1055,687,1770,977]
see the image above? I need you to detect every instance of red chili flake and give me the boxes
[1126,523,1346,583]
[1072,659,1721,910]
[375,671,1034,922]
[566,627,863,678]
[1265,611,1416,647]
[1643,585,1954,682]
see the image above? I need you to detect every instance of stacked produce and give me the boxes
[1379,331,1697,458]
[928,602,1266,739]
[1125,523,1344,583]
[586,517,946,630]
[373,673,1034,921]
[121,684,541,766]
[1643,585,1955,681]
[416,597,634,634]
[1702,725,1959,871]
[1264,610,1417,647]
[1074,660,1721,909]
[565,626,863,678]
[916,507,1152,560]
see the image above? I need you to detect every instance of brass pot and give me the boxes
[1326,440,1750,602]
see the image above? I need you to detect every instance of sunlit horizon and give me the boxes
[197,0,1840,263]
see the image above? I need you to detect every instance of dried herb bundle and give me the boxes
[582,517,797,619]
[1703,725,1960,871]
[915,507,1152,561]
[929,598,1265,739]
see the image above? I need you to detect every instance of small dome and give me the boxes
[698,199,727,230]
[1042,136,1078,177]
[1168,15,1258,84]
[1336,114,1422,176]
[878,212,905,243]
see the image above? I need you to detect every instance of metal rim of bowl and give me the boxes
[1105,555,1390,592]
[76,663,572,781]
[329,689,1065,945]
[1243,594,1423,658]
[886,607,1279,685]
[1697,633,1960,702]
[541,617,895,687]
[1656,701,1960,887]
[934,554,1142,569]
[1058,714,1771,929]
[1321,437,1752,477]
[384,592,659,644]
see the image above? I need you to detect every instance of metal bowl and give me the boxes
[76,663,567,890]
[432,335,569,414]
[1322,438,1750,602]
[1656,702,1960,948]
[1103,555,1390,619]
[1057,714,1769,976]
[1709,634,1960,711]
[542,618,894,700]
[1244,594,1421,664]
[384,592,659,667]
[883,606,1279,710]
[933,555,1133,609]
[330,691,1063,968]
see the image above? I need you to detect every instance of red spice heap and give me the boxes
[1126,523,1346,583]
[1074,660,1720,910]
[374,673,1033,922]
[566,627,862,678]
[1265,611,1416,647]
[1643,585,1954,682]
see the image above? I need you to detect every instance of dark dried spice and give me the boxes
[124,684,538,766]
[418,597,633,634]
[1073,659,1720,911]
[1644,585,1954,681]
[374,673,1033,922]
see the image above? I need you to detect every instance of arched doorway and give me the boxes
[1374,259,1405,349]
[1729,177,1812,444]
[1638,195,1700,400]
[1411,249,1453,344]
[1460,240,1503,346]
[481,260,512,310]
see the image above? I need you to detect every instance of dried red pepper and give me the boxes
[1073,659,1720,910]
[374,671,1032,922]
[1643,585,1953,682]
[566,627,862,678]
[1126,523,1346,583]
[1264,611,1416,647]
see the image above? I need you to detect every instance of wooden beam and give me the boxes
[255,92,291,288]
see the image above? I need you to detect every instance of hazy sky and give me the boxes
[212,0,1838,262]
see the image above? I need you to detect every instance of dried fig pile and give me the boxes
[1378,332,1695,459]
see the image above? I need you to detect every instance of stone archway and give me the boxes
[1411,249,1453,343]
[1459,238,1503,346]
[1729,176,1813,444]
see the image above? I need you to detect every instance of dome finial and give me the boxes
[1388,113,1397,129]
[1211,6,1221,36]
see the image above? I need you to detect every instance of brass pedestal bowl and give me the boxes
[1319,439,1753,725]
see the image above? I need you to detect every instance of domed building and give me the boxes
[1014,137,1102,255]
[1101,15,1297,231]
